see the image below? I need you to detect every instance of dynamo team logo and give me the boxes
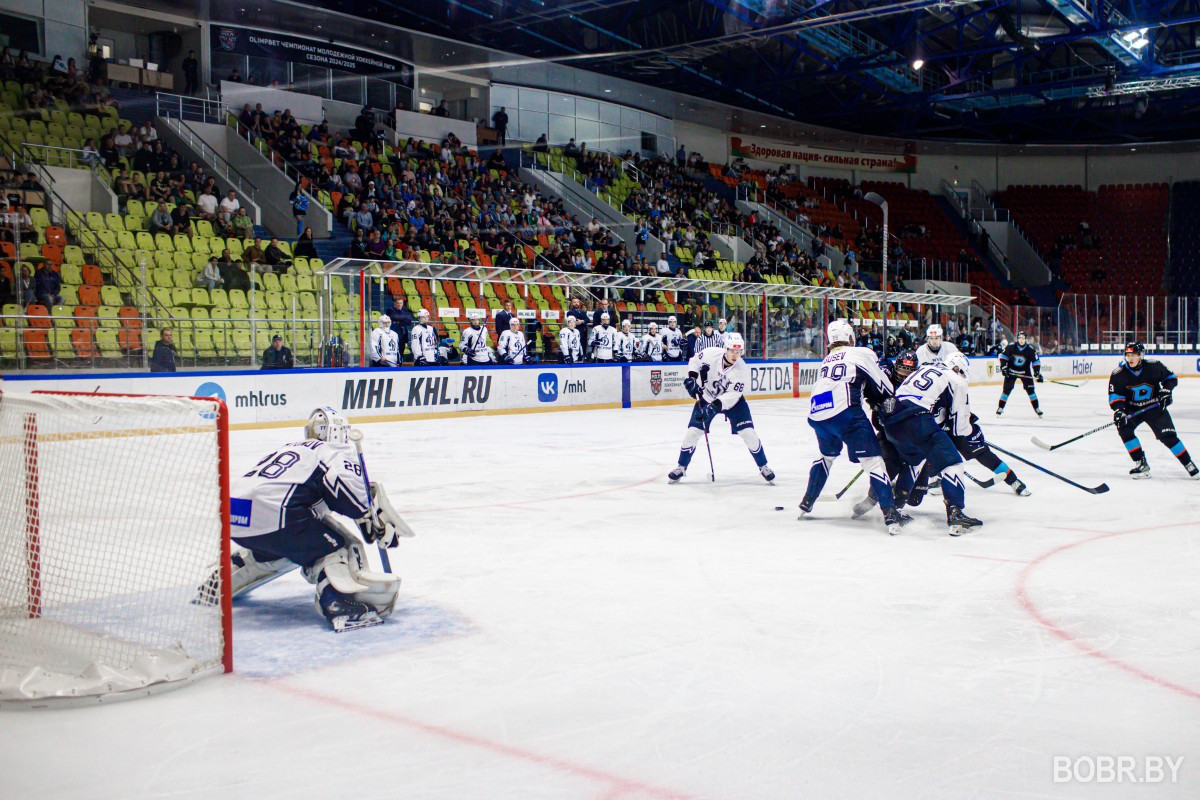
[218,28,238,51]
[650,369,662,396]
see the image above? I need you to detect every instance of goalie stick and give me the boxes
[1031,403,1160,452]
[986,441,1109,494]
[350,432,391,573]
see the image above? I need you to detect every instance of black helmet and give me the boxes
[1124,341,1145,356]
[894,348,918,377]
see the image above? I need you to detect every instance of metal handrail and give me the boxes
[157,114,258,200]
[155,92,226,125]
[226,112,324,210]
[20,143,115,189]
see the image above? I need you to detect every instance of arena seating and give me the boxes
[1168,181,1200,296]
[993,183,1169,295]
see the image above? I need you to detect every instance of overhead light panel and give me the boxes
[911,59,925,71]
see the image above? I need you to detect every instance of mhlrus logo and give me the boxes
[197,381,286,409]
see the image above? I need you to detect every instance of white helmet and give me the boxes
[509,316,520,328]
[378,313,391,327]
[566,315,577,327]
[621,319,631,329]
[667,315,677,326]
[305,407,352,445]
[724,331,745,357]
[648,322,658,331]
[827,318,855,345]
[718,318,728,330]
[946,352,970,378]
[417,308,430,321]
[601,312,610,322]
[926,324,944,339]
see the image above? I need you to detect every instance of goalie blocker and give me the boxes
[208,407,416,632]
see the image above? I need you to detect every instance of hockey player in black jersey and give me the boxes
[996,331,1043,417]
[1109,342,1198,479]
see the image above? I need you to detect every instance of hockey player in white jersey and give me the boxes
[668,332,774,483]
[614,319,636,362]
[223,408,414,631]
[800,318,907,535]
[559,316,583,363]
[915,324,961,365]
[369,313,400,368]
[639,322,663,361]
[589,312,615,362]
[716,318,731,345]
[497,316,527,364]
[410,309,442,366]
[461,316,494,364]
[880,352,982,535]
[662,316,684,360]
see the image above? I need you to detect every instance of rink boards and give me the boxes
[4,353,1198,429]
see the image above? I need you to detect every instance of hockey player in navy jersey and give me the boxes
[668,332,774,483]
[881,352,982,535]
[1109,341,1198,479]
[220,408,415,631]
[996,331,1043,417]
[800,319,908,535]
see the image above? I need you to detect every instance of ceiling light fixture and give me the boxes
[911,58,925,71]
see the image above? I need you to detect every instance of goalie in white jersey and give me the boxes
[668,332,775,483]
[800,318,907,535]
[223,408,415,631]
[879,352,982,535]
[496,316,527,364]
[915,324,961,365]
[558,316,583,363]
[461,316,494,364]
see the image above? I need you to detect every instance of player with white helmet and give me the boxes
[461,314,494,364]
[410,308,441,366]
[614,318,636,362]
[589,312,615,361]
[800,318,907,535]
[668,331,775,483]
[219,407,414,631]
[879,348,983,535]
[662,316,684,360]
[639,322,663,361]
[559,315,583,363]
[369,312,400,368]
[497,316,528,364]
[916,323,960,366]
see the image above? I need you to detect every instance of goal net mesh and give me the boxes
[0,392,229,704]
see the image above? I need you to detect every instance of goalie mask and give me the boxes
[305,407,352,444]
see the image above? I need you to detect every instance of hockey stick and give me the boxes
[1050,379,1081,388]
[834,469,864,499]
[350,434,392,573]
[703,425,716,482]
[1031,403,1160,452]
[964,471,995,488]
[986,441,1109,494]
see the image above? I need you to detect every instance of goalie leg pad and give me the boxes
[228,546,297,597]
[303,536,401,619]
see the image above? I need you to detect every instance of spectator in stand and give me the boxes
[656,252,673,276]
[199,256,223,290]
[261,334,294,369]
[492,106,509,146]
[148,202,173,234]
[495,299,517,337]
[98,135,120,168]
[265,238,289,270]
[232,207,254,240]
[112,123,134,156]
[228,67,242,83]
[0,265,10,305]
[16,264,35,306]
[289,182,308,236]
[430,99,449,118]
[149,328,177,372]
[243,239,266,269]
[676,144,686,167]
[218,190,241,227]
[534,133,548,153]
[171,200,195,236]
[196,188,218,220]
[295,227,318,259]
[182,50,199,95]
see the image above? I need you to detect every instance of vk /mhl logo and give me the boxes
[537,373,558,402]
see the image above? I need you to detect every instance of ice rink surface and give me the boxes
[4,377,1199,800]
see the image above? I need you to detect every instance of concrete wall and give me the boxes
[44,166,115,214]
[394,109,478,147]
[0,0,87,63]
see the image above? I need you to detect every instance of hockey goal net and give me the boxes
[0,391,232,705]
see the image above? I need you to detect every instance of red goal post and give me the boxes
[0,390,232,706]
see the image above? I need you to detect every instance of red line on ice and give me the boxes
[1016,520,1200,701]
[268,681,702,800]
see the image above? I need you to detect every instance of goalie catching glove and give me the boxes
[357,480,416,547]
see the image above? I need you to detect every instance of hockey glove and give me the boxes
[699,364,711,383]
[699,400,721,431]
[436,354,448,366]
[684,376,702,399]
[501,355,513,365]
[413,356,427,367]
[1158,389,1173,408]
[1113,409,1130,428]
[1036,373,1044,383]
